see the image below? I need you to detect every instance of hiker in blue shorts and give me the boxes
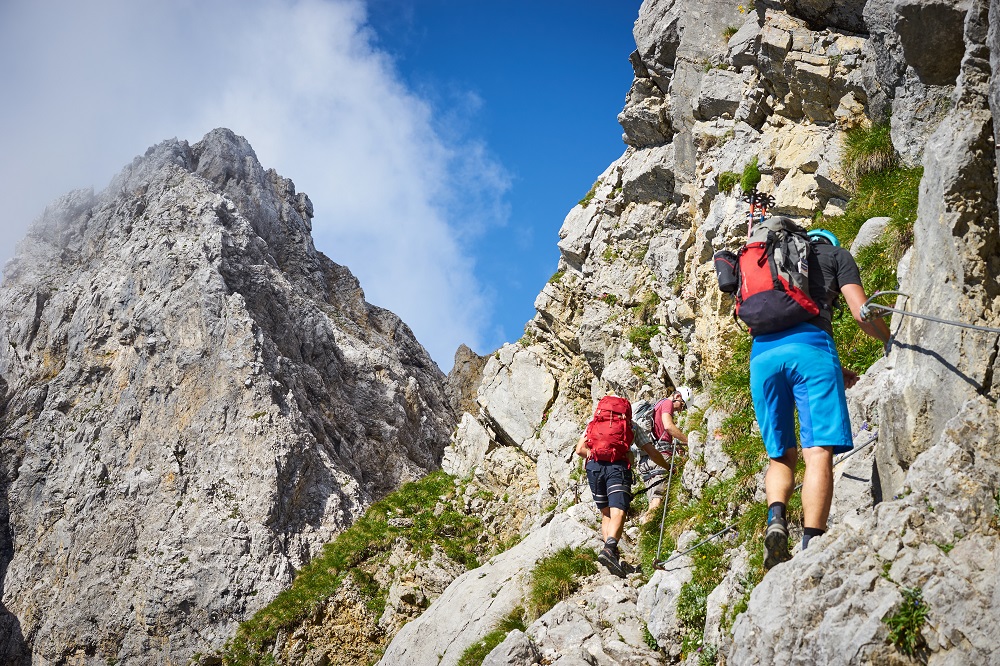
[755,229,890,569]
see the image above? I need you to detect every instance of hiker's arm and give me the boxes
[842,283,891,343]
[575,434,590,459]
[659,410,688,444]
[641,441,671,470]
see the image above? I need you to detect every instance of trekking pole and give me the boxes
[861,291,1000,334]
[653,438,679,564]
[653,427,879,570]
[632,473,669,499]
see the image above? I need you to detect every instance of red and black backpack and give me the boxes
[714,216,820,335]
[585,396,634,464]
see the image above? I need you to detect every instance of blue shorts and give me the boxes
[750,323,853,458]
[586,460,632,511]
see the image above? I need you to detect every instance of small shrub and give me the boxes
[548,270,565,284]
[600,293,618,306]
[722,25,739,40]
[718,171,740,194]
[740,156,761,193]
[528,546,597,618]
[883,587,929,657]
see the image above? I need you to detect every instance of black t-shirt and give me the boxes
[806,243,862,335]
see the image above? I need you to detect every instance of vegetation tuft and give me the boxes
[579,179,601,208]
[740,156,761,193]
[843,122,897,187]
[220,471,483,665]
[718,171,740,195]
[628,325,662,358]
[883,587,929,657]
[456,608,528,666]
[528,546,598,619]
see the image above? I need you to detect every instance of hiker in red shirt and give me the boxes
[651,387,692,444]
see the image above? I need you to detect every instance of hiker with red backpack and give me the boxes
[575,394,673,577]
[715,216,890,570]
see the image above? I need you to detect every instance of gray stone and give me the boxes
[481,630,541,666]
[633,0,684,91]
[780,0,867,33]
[726,18,761,70]
[849,216,891,255]
[620,145,677,204]
[619,78,674,148]
[695,68,746,121]
[478,345,558,448]
[894,0,971,86]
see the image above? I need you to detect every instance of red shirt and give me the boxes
[651,399,675,442]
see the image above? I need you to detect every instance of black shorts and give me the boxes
[586,460,633,511]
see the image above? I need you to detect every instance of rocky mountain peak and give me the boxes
[0,128,455,663]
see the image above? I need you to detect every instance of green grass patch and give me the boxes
[883,587,929,657]
[548,270,565,284]
[528,546,598,619]
[818,165,923,374]
[220,471,482,665]
[722,25,740,40]
[628,325,662,358]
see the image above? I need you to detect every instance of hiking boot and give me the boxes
[763,519,791,570]
[598,546,627,578]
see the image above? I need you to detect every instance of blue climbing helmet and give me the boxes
[807,229,840,247]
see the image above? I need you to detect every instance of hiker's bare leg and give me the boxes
[600,507,627,543]
[801,446,834,529]
[644,493,663,523]
[765,447,797,506]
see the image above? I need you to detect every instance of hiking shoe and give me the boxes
[598,546,627,578]
[763,520,791,570]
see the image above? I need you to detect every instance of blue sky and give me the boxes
[0,0,642,370]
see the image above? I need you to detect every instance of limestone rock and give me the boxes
[850,217,892,255]
[448,344,489,417]
[478,345,558,449]
[620,78,675,147]
[481,630,541,666]
[894,0,971,86]
[694,68,746,121]
[780,0,867,33]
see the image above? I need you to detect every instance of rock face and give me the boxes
[0,129,455,663]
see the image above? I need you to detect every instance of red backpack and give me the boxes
[733,216,819,335]
[585,396,634,464]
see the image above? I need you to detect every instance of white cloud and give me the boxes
[0,0,507,368]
